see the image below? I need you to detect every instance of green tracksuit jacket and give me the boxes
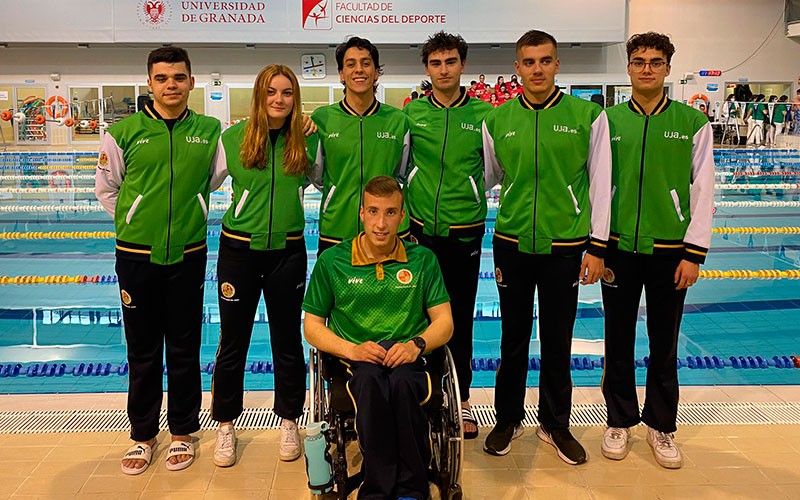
[483,90,611,255]
[311,99,410,243]
[605,95,715,263]
[217,121,319,251]
[404,88,493,237]
[95,103,222,265]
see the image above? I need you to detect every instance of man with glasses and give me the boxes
[482,29,611,462]
[600,32,714,469]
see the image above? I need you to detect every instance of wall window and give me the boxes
[102,85,137,125]
[300,85,330,114]
[70,86,100,143]
[188,87,206,115]
[229,87,253,123]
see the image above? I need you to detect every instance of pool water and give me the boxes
[1,149,799,393]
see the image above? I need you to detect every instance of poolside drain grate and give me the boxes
[1,402,799,433]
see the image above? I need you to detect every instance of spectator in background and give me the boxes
[403,90,419,107]
[744,94,765,147]
[790,96,800,135]
[765,95,778,146]
[420,80,433,96]
[475,74,489,93]
[721,93,739,124]
[773,95,789,139]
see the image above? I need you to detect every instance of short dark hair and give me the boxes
[147,47,192,76]
[626,32,675,64]
[420,31,468,65]
[364,175,403,202]
[335,36,383,75]
[516,30,558,55]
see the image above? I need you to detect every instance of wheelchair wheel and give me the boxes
[431,347,463,499]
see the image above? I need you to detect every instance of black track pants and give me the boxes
[116,255,206,442]
[492,240,582,430]
[411,228,481,402]
[601,249,687,433]
[212,243,307,422]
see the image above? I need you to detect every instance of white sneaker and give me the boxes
[647,426,683,469]
[279,419,302,462]
[213,424,237,467]
[601,426,631,460]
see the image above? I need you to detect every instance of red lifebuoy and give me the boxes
[0,110,11,121]
[48,171,72,189]
[45,96,70,119]
[688,94,710,106]
[34,114,46,124]
[64,118,74,127]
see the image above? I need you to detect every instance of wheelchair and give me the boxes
[308,345,464,499]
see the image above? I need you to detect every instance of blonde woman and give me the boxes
[210,65,317,466]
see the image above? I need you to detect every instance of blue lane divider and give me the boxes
[1,354,799,379]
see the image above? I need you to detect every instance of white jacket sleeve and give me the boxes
[94,132,125,218]
[586,110,612,256]
[209,137,229,192]
[482,121,504,190]
[309,138,324,191]
[396,128,411,184]
[683,122,715,264]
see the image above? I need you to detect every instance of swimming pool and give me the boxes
[1,148,799,393]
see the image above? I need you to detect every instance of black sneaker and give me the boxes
[483,421,523,456]
[536,425,587,465]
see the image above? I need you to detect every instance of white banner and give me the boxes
[0,0,626,44]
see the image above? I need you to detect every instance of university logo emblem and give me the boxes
[221,282,236,299]
[302,0,332,30]
[396,269,413,285]
[602,268,615,284]
[494,267,503,284]
[138,0,172,28]
[121,290,132,306]
[98,152,108,167]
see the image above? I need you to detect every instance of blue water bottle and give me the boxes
[304,421,333,495]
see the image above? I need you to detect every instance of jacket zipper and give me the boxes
[532,110,539,250]
[633,115,650,252]
[267,138,276,248]
[358,116,364,235]
[166,125,174,262]
[434,107,449,232]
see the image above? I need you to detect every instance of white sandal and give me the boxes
[120,442,155,475]
[165,440,195,471]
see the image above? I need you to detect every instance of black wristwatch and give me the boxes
[411,336,426,357]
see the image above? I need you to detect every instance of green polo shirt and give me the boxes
[303,235,449,345]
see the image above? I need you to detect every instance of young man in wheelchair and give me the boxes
[304,175,454,500]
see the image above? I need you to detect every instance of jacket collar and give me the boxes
[628,93,671,116]
[351,233,408,266]
[339,97,380,117]
[142,101,190,121]
[519,88,563,110]
[428,87,470,109]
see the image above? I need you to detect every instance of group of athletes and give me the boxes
[95,26,714,500]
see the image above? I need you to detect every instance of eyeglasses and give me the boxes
[628,60,667,72]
